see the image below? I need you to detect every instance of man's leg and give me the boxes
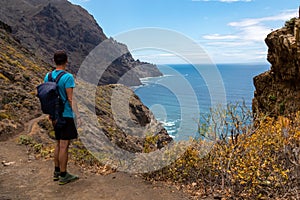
[58,139,70,173]
[54,140,60,168]
[57,118,79,185]
[58,139,78,185]
[53,140,60,181]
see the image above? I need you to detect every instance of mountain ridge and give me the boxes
[0,0,162,86]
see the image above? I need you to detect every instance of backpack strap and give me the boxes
[54,71,67,84]
[48,72,54,82]
[48,71,67,105]
[48,71,67,83]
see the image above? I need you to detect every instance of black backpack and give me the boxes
[36,71,66,120]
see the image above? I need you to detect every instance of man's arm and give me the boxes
[66,88,80,119]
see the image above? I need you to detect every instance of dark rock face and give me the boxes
[253,18,300,117]
[0,0,162,86]
[93,84,173,153]
[0,21,12,33]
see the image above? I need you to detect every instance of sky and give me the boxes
[68,0,299,64]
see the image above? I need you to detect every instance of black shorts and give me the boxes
[54,117,78,140]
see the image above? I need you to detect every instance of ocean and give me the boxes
[133,63,270,140]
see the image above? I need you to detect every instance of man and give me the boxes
[44,50,81,185]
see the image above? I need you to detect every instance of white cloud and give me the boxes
[228,9,297,42]
[192,0,252,2]
[132,50,211,64]
[200,9,297,63]
[203,34,239,40]
[229,9,298,27]
[227,0,251,1]
[205,41,253,47]
[240,25,270,41]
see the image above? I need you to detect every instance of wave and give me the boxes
[135,74,176,90]
[140,74,174,82]
[162,121,176,127]
[158,119,182,138]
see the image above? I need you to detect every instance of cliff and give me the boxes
[253,17,300,117]
[0,0,162,86]
[0,21,172,150]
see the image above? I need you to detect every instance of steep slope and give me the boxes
[0,21,49,140]
[0,0,162,86]
[0,21,172,151]
[253,17,300,117]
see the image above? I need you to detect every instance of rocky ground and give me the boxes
[0,117,191,200]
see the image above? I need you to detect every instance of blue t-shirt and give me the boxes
[44,70,76,118]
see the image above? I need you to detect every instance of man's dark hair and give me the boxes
[54,50,68,65]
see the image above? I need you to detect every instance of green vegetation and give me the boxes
[284,17,297,31]
[268,95,277,101]
[18,135,34,146]
[279,102,285,115]
[18,135,50,156]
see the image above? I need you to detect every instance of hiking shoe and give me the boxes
[53,171,60,181]
[59,172,79,185]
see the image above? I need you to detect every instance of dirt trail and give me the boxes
[0,117,192,200]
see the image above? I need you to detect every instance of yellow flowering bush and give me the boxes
[145,104,300,199]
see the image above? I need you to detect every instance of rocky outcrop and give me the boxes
[0,0,162,86]
[253,18,300,117]
[94,84,173,152]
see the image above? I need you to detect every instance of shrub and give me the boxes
[145,103,300,199]
[18,135,34,145]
